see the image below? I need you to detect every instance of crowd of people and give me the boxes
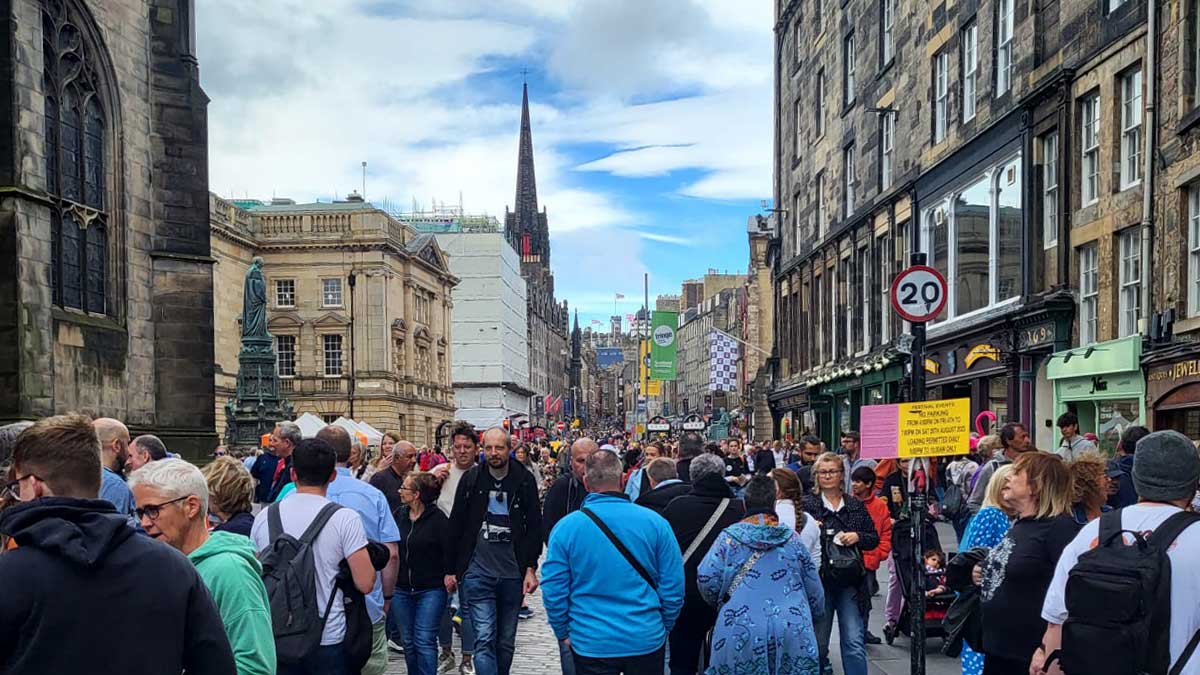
[1,412,1199,675]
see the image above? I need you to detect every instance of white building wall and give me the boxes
[436,233,530,428]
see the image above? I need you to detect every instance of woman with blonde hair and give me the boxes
[957,463,1015,675]
[200,456,256,536]
[973,453,1079,674]
[801,452,880,675]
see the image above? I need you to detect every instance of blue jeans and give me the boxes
[278,642,351,675]
[439,591,475,655]
[559,638,577,675]
[463,572,523,675]
[395,588,448,675]
[814,582,868,675]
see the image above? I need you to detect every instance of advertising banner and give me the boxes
[650,311,678,380]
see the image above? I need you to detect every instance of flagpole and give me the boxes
[708,326,772,356]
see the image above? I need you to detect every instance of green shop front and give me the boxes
[808,359,906,449]
[1047,335,1145,455]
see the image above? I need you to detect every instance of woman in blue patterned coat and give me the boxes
[698,475,825,675]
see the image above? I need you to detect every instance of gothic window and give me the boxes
[43,0,111,315]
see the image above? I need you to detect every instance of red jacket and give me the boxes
[860,493,892,571]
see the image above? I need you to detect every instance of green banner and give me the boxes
[649,311,678,381]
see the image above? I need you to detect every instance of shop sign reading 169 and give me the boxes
[890,265,948,323]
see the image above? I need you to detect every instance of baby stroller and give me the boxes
[883,519,950,645]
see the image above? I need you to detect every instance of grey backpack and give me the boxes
[259,502,343,664]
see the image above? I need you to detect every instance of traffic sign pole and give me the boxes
[907,251,929,675]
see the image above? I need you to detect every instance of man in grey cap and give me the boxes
[1036,430,1200,675]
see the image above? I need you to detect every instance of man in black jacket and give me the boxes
[542,437,598,542]
[447,427,543,675]
[661,453,746,675]
[0,415,235,675]
[634,458,690,514]
[675,432,704,483]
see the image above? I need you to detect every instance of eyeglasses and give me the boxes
[398,486,418,494]
[135,495,189,521]
[1,474,41,502]
[815,469,844,477]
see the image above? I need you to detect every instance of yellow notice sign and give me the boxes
[645,380,662,396]
[897,398,971,458]
[861,398,971,459]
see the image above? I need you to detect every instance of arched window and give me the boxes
[43,0,109,315]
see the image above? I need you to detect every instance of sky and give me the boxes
[197,0,773,329]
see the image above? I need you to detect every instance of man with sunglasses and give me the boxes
[447,427,543,675]
[0,414,235,674]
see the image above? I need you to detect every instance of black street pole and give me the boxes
[908,251,928,675]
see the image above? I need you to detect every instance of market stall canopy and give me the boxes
[294,412,326,438]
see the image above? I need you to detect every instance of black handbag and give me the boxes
[821,512,865,585]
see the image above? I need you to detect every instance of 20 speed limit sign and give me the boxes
[890,265,947,323]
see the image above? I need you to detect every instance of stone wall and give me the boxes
[0,0,215,457]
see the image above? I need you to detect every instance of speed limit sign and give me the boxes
[890,265,947,323]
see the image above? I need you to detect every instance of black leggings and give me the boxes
[983,654,1031,675]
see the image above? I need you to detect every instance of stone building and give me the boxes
[676,287,742,418]
[503,83,569,427]
[0,0,215,456]
[210,194,457,447]
[770,0,1161,449]
[434,230,531,430]
[744,214,776,441]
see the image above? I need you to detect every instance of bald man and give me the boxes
[92,417,136,522]
[542,437,599,544]
[368,436,418,518]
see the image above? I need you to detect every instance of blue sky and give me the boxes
[197,0,772,329]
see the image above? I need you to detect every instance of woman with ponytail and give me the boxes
[771,467,821,562]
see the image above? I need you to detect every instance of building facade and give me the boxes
[435,231,531,430]
[770,0,1172,449]
[503,83,570,427]
[0,0,216,456]
[211,194,457,447]
[676,288,743,419]
[745,214,776,441]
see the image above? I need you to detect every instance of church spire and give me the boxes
[514,81,539,232]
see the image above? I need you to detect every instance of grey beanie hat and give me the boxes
[1132,430,1200,502]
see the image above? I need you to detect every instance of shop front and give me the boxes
[1047,335,1145,455]
[768,381,811,442]
[808,360,906,449]
[1144,341,1200,440]
[924,334,1015,433]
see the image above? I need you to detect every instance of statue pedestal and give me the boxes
[224,336,293,448]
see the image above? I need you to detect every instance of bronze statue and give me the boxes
[241,256,269,340]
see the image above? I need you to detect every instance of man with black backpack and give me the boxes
[251,437,378,675]
[542,447,684,673]
[1036,430,1200,675]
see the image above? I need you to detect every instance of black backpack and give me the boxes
[259,502,343,665]
[1059,509,1200,675]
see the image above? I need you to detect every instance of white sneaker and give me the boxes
[438,651,456,673]
[460,657,475,675]
[387,639,405,653]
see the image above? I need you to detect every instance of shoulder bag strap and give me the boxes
[683,498,731,565]
[580,507,657,590]
[267,501,283,543]
[1171,628,1200,675]
[299,502,343,546]
[1152,511,1200,553]
[721,550,765,605]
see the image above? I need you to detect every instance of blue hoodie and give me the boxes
[541,492,684,658]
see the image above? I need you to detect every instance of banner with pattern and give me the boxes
[709,331,739,392]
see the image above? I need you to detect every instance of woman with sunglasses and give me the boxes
[802,452,880,675]
[394,471,455,675]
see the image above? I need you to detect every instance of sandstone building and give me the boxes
[0,0,215,456]
[210,194,457,447]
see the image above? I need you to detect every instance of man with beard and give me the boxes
[93,418,136,524]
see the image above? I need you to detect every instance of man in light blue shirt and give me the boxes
[93,418,136,525]
[317,426,401,675]
[543,449,684,672]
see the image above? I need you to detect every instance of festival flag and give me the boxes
[708,331,739,392]
[615,293,625,299]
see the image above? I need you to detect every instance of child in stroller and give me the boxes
[922,549,955,623]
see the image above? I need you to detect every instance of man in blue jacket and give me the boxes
[541,448,684,674]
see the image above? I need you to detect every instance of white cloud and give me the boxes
[198,0,770,319]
